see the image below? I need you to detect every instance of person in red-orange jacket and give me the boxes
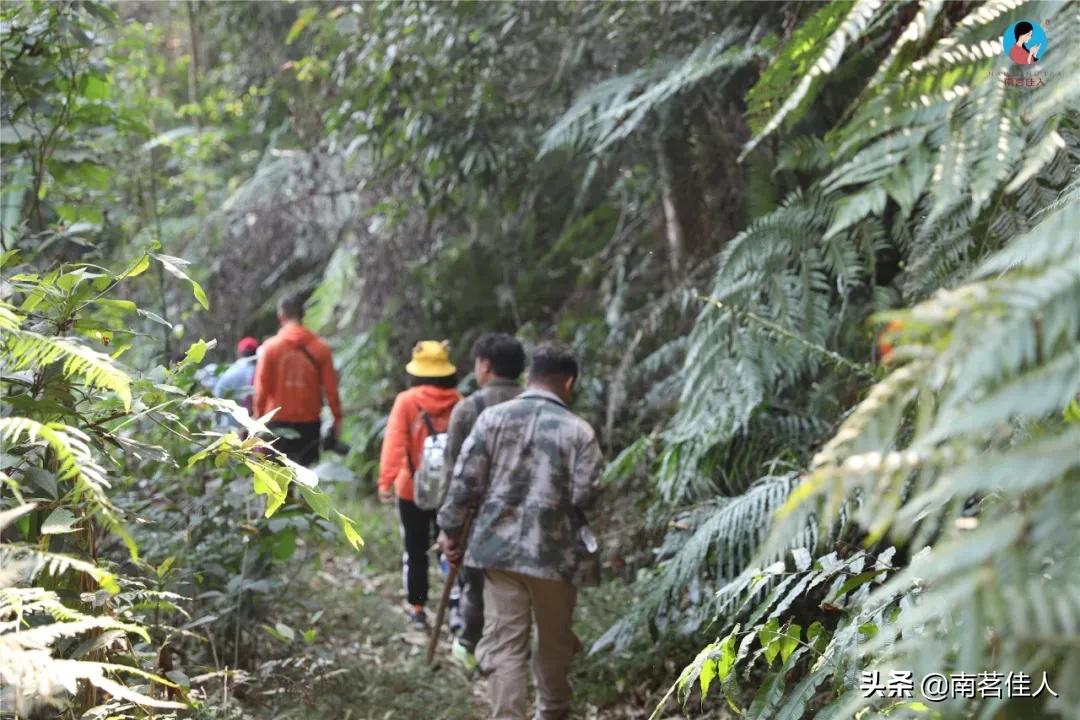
[377,340,461,629]
[253,294,343,466]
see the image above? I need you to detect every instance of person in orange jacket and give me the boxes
[377,340,461,629]
[252,294,343,466]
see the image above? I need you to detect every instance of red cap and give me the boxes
[236,336,260,356]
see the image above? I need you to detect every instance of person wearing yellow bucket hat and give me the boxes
[378,340,462,630]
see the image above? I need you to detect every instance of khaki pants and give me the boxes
[476,570,578,720]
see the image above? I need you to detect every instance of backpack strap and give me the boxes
[417,406,438,437]
[404,404,439,476]
[294,344,319,374]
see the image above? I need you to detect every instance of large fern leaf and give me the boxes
[1,307,132,411]
[541,27,767,156]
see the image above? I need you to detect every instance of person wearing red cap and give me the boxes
[213,335,261,426]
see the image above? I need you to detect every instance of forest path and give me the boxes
[250,484,672,720]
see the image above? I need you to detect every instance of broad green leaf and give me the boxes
[806,621,829,653]
[94,298,136,314]
[335,511,364,550]
[121,255,150,279]
[247,460,288,517]
[758,616,781,666]
[299,485,331,518]
[177,338,215,369]
[153,253,210,310]
[137,308,172,327]
[191,280,209,310]
[678,639,719,694]
[42,508,80,534]
[276,622,295,641]
[84,74,109,100]
[715,630,737,682]
[699,657,718,698]
[778,623,801,663]
[0,249,21,269]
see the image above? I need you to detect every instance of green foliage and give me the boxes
[1,245,363,716]
[0,306,133,410]
[5,0,1079,717]
[632,0,1080,714]
[3,5,364,704]
[541,28,768,157]
[714,198,1080,719]
[744,0,864,137]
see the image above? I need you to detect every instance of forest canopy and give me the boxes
[2,1,1078,719]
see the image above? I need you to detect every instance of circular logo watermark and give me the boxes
[1002,20,1047,65]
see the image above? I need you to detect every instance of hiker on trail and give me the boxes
[252,294,343,467]
[439,344,602,720]
[377,340,462,630]
[440,332,525,671]
[213,336,260,427]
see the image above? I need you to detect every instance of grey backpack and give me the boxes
[409,409,448,511]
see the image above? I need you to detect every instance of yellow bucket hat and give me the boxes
[406,340,456,378]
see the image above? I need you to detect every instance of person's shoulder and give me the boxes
[222,360,247,378]
[481,382,522,402]
[451,393,477,417]
[495,394,532,411]
[476,395,524,423]
[307,333,332,357]
[397,386,422,402]
[257,334,284,357]
[563,410,598,442]
[393,387,419,409]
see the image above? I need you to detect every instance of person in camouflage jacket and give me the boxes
[439,333,526,669]
[438,344,602,720]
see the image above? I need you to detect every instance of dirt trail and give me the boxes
[243,489,683,720]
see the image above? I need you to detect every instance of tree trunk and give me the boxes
[655,105,703,281]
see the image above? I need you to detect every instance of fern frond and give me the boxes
[758,197,1080,717]
[864,0,945,88]
[740,0,887,160]
[0,417,132,555]
[541,28,767,156]
[0,417,108,489]
[0,314,132,411]
[0,547,119,594]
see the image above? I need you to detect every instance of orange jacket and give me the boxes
[378,385,461,501]
[252,322,343,428]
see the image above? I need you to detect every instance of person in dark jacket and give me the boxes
[439,333,525,671]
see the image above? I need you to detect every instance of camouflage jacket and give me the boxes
[440,377,523,502]
[437,388,604,586]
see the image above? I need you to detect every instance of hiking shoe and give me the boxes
[408,604,428,631]
[451,637,478,673]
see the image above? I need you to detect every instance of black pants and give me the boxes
[398,498,438,606]
[267,421,321,467]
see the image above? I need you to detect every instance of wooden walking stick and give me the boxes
[427,511,474,665]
